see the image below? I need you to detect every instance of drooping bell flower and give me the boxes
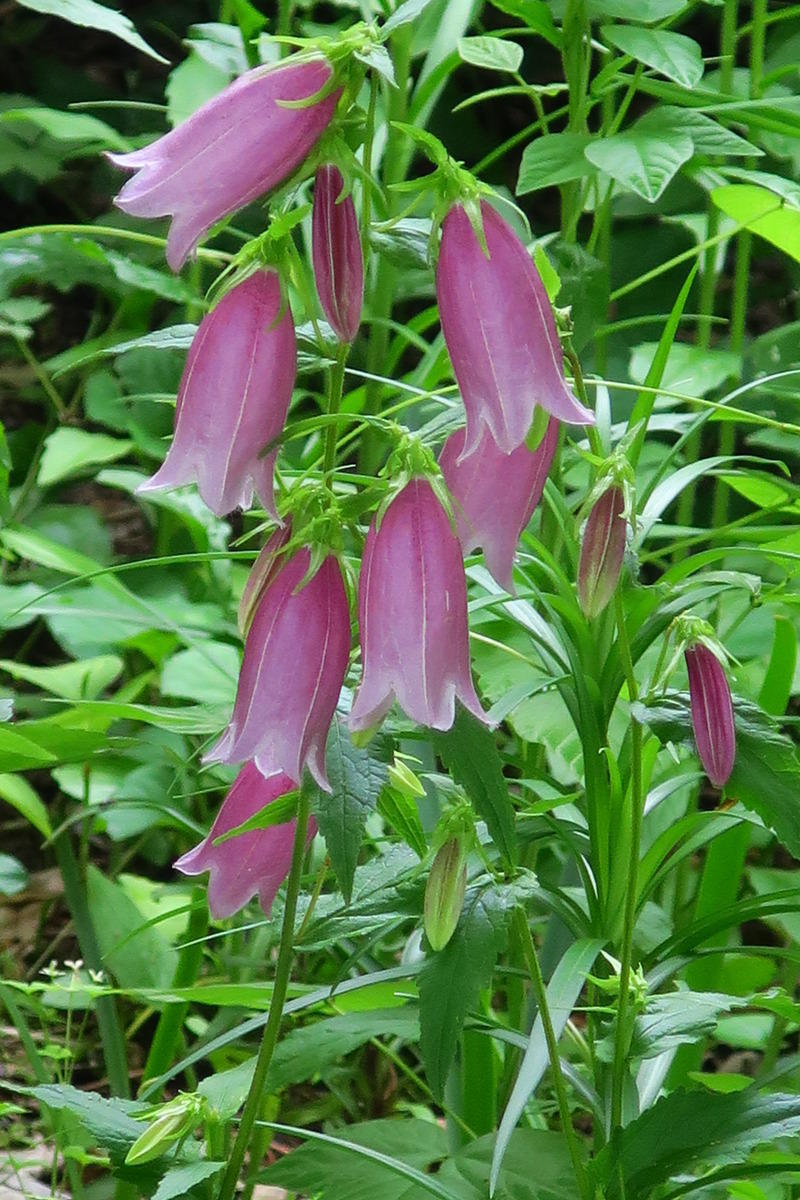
[138,270,296,518]
[108,57,338,271]
[312,164,364,343]
[206,547,350,790]
[439,418,558,593]
[436,200,593,456]
[577,485,627,619]
[349,478,486,732]
[175,764,317,919]
[685,643,736,788]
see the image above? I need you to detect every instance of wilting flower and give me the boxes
[439,418,558,592]
[685,643,736,788]
[436,200,593,456]
[138,270,296,518]
[577,485,626,619]
[175,764,317,919]
[424,838,467,952]
[206,547,350,790]
[349,478,486,732]
[108,57,338,271]
[312,164,364,343]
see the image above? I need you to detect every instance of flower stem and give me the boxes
[324,346,348,483]
[609,587,643,1135]
[216,789,310,1200]
[512,907,591,1200]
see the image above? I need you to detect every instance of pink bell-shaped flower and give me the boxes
[349,478,486,733]
[685,643,736,788]
[175,764,317,919]
[312,164,364,343]
[108,57,338,271]
[577,485,627,619]
[138,270,296,519]
[436,200,593,456]
[206,547,350,790]
[439,418,558,593]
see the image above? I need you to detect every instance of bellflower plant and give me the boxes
[175,764,317,919]
[349,476,486,733]
[436,199,594,455]
[108,56,338,271]
[312,163,364,343]
[206,545,350,789]
[439,418,558,592]
[685,642,736,788]
[138,269,296,518]
[577,484,627,619]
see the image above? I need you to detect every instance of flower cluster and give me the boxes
[115,43,758,922]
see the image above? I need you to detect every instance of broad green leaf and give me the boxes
[602,26,703,88]
[721,168,800,208]
[585,127,693,201]
[587,0,686,19]
[31,1083,146,1165]
[86,866,177,989]
[638,106,759,157]
[758,617,797,717]
[166,53,229,127]
[491,937,603,1191]
[53,323,198,376]
[38,428,132,486]
[434,708,517,868]
[0,773,51,838]
[15,0,167,62]
[592,1089,800,1199]
[261,1119,453,1200]
[314,719,391,901]
[712,184,800,263]
[517,132,594,195]
[633,693,800,858]
[0,726,58,771]
[487,0,561,48]
[447,1129,578,1200]
[382,0,437,37]
[629,341,738,399]
[0,853,28,896]
[458,36,523,73]
[628,990,746,1059]
[152,1162,225,1200]
[160,643,239,706]
[419,881,516,1098]
[0,106,128,151]
[0,654,123,700]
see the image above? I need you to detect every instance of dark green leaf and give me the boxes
[517,133,594,195]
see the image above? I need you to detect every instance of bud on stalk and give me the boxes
[424,838,467,951]
[577,485,626,618]
[685,643,736,788]
[312,164,364,343]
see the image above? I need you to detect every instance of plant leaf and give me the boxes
[586,127,693,202]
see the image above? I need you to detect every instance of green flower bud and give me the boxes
[424,838,467,952]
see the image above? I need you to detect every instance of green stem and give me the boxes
[324,347,348,483]
[216,790,310,1200]
[53,830,130,1098]
[560,0,589,240]
[0,223,230,261]
[141,889,208,1094]
[14,337,67,419]
[609,588,643,1136]
[512,908,591,1200]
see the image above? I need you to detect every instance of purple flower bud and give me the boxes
[439,418,558,593]
[108,57,338,271]
[206,548,350,790]
[238,526,291,637]
[685,643,736,788]
[349,478,487,733]
[436,200,593,456]
[577,485,626,619]
[175,763,317,919]
[138,270,296,519]
[312,164,364,343]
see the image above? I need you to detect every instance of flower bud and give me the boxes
[312,164,364,343]
[685,643,736,788]
[424,838,467,952]
[577,485,626,618]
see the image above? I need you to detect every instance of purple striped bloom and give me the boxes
[312,164,363,343]
[686,643,736,788]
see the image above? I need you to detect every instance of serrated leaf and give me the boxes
[434,708,517,869]
[458,36,523,73]
[602,26,703,88]
[586,127,693,201]
[629,989,746,1059]
[152,1161,225,1200]
[419,882,516,1098]
[315,719,391,902]
[517,132,594,195]
[592,1089,800,1199]
[31,1084,146,1165]
[15,0,167,62]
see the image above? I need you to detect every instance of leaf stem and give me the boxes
[512,908,591,1200]
[216,788,310,1200]
[324,346,348,483]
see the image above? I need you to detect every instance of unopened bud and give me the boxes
[577,485,626,618]
[424,838,467,952]
[685,642,736,788]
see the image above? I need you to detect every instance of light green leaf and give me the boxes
[37,428,132,487]
[15,0,167,62]
[0,655,123,700]
[152,1162,225,1200]
[487,0,561,48]
[712,183,800,263]
[86,866,177,989]
[0,726,58,771]
[0,853,28,897]
[31,1084,145,1166]
[0,106,128,151]
[602,26,703,88]
[160,643,239,706]
[587,0,687,19]
[458,35,523,73]
[629,341,739,399]
[517,132,594,194]
[0,773,51,838]
[639,106,759,157]
[585,128,693,201]
[166,53,229,127]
